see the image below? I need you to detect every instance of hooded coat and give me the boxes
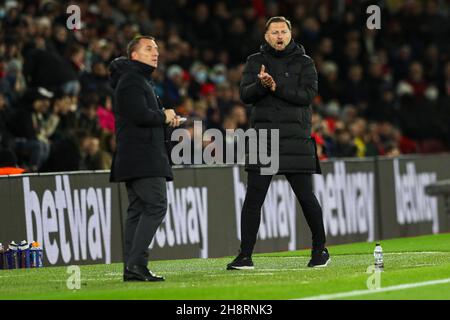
[108,57,172,182]
[240,40,321,174]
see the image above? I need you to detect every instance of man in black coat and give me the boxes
[227,17,330,270]
[109,36,180,282]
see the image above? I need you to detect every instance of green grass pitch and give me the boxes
[1,233,450,300]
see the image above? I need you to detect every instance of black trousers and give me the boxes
[240,171,326,256]
[124,177,167,268]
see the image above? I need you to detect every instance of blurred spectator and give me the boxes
[318,61,341,104]
[215,81,234,118]
[342,65,369,112]
[75,98,102,136]
[12,87,55,171]
[96,95,115,133]
[384,142,401,157]
[79,134,111,170]
[226,17,253,65]
[349,118,368,157]
[230,104,248,130]
[397,62,438,99]
[332,128,357,158]
[312,132,327,161]
[184,3,222,51]
[163,64,187,108]
[80,60,112,97]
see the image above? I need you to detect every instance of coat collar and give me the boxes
[129,59,156,79]
[109,57,155,88]
[260,40,305,58]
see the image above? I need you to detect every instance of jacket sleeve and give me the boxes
[273,56,318,106]
[239,57,269,104]
[116,74,166,127]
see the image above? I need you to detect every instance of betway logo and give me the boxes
[313,162,375,241]
[150,182,208,258]
[233,167,297,250]
[23,176,111,265]
[394,159,438,232]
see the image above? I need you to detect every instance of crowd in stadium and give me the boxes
[0,0,449,172]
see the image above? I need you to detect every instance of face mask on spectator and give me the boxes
[194,71,208,84]
[210,74,226,85]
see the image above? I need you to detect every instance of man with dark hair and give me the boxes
[109,36,180,282]
[227,17,330,270]
[265,16,292,32]
[126,36,155,59]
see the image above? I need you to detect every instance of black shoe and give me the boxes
[124,265,165,282]
[227,254,254,270]
[123,269,139,281]
[307,248,330,268]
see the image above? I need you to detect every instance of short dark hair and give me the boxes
[126,35,155,59]
[265,16,292,32]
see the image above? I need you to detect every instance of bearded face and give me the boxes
[265,22,292,51]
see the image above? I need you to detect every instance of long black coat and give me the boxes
[109,57,172,182]
[240,40,321,174]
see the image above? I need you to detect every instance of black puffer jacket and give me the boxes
[240,40,321,174]
[109,57,172,182]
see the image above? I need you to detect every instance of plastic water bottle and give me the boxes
[30,241,43,268]
[7,241,19,269]
[374,243,384,270]
[19,240,31,268]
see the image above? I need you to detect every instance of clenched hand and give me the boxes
[258,65,276,92]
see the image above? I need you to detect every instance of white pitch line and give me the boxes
[205,273,275,277]
[297,277,450,300]
[257,268,311,272]
[48,278,119,282]
[384,251,444,255]
[0,274,30,278]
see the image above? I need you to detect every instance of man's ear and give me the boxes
[264,33,269,43]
